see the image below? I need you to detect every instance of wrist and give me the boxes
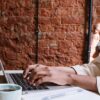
[67,74,75,85]
[69,74,76,85]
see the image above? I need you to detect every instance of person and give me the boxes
[93,41,100,58]
[90,23,100,61]
[23,23,100,94]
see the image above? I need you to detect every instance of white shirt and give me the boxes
[72,56,100,93]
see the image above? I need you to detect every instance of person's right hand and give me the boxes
[23,64,75,86]
[23,64,75,80]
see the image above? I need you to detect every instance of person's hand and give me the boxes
[24,65,73,86]
[23,64,48,80]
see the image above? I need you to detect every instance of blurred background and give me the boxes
[0,0,100,69]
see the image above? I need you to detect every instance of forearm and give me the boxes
[70,74,97,92]
[52,67,76,74]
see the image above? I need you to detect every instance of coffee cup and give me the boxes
[0,84,22,100]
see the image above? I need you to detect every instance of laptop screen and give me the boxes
[0,60,9,83]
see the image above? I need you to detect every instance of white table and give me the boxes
[0,70,100,100]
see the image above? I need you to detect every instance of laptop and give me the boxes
[0,60,69,93]
[1,60,100,100]
[0,60,100,100]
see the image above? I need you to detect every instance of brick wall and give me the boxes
[0,0,100,69]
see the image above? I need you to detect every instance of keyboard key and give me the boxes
[9,74,48,91]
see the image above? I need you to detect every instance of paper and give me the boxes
[22,87,100,100]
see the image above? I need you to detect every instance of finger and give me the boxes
[29,70,48,83]
[35,76,51,85]
[29,66,49,81]
[28,70,36,83]
[25,72,31,81]
[29,70,50,84]
[23,64,41,78]
[23,65,35,78]
[29,75,43,85]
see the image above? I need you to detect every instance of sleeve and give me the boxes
[71,56,100,94]
[97,76,100,94]
[71,56,100,76]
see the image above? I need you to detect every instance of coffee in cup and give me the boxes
[0,84,22,100]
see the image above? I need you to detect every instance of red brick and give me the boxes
[94,0,100,6]
[96,17,100,23]
[49,48,58,55]
[77,0,85,8]
[61,16,85,24]
[2,0,35,16]
[38,54,55,65]
[60,7,72,17]
[53,32,66,40]
[65,32,85,40]
[4,47,17,60]
[58,40,72,50]
[53,0,77,7]
[0,0,88,69]
[39,24,54,32]
[51,7,62,17]
[0,0,2,12]
[38,39,49,48]
[38,47,49,55]
[96,7,100,15]
[55,55,67,66]
[39,17,51,25]
[39,8,52,17]
[39,0,53,8]
[51,17,61,25]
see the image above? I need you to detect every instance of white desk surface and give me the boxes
[0,70,100,100]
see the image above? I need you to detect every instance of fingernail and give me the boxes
[33,83,36,86]
[23,74,26,78]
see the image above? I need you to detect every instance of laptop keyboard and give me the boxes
[9,74,48,91]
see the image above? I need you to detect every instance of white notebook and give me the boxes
[22,87,100,100]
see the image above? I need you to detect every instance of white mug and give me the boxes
[0,84,22,100]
